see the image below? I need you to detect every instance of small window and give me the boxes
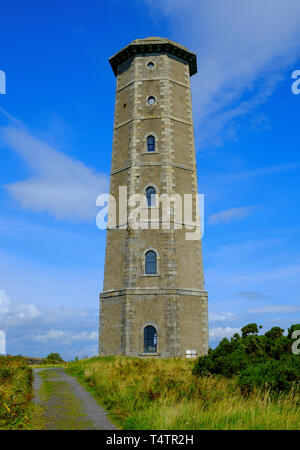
[147,62,155,70]
[148,96,155,105]
[147,135,155,152]
[145,250,157,275]
[146,186,156,207]
[144,325,157,353]
[186,350,197,359]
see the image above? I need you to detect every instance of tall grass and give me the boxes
[67,356,300,430]
[0,356,33,430]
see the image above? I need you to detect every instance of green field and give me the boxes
[0,356,33,430]
[67,356,300,430]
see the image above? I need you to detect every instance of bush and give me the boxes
[237,356,300,394]
[45,353,63,364]
[193,323,300,394]
[0,356,33,429]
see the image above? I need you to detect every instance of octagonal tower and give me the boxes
[99,37,208,357]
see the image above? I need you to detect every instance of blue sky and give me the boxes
[0,0,300,359]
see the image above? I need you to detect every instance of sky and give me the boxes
[0,0,300,359]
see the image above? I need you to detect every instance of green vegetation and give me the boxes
[0,356,33,430]
[30,363,66,368]
[193,323,300,394]
[45,353,64,364]
[26,353,67,368]
[67,352,300,430]
[1,323,298,430]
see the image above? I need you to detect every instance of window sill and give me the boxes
[141,273,160,277]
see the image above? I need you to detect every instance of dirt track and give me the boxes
[32,368,117,430]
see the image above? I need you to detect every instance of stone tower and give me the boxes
[99,37,208,357]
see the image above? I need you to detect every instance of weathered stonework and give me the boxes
[99,37,209,358]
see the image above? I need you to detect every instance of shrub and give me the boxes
[45,353,63,364]
[193,323,300,394]
[0,356,33,429]
[237,356,300,394]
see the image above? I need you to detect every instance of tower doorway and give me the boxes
[144,325,157,353]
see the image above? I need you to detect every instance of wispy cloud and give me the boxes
[0,289,98,359]
[209,312,236,323]
[223,162,300,182]
[145,0,300,146]
[210,326,241,340]
[0,124,109,221]
[0,289,40,326]
[235,291,271,301]
[207,261,300,288]
[207,206,257,225]
[247,305,300,314]
[28,329,98,345]
[199,161,300,209]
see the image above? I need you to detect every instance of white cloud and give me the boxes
[207,206,256,225]
[0,289,99,359]
[209,312,236,323]
[0,289,40,326]
[210,326,241,340]
[29,329,98,344]
[235,291,270,301]
[145,0,300,146]
[207,261,300,290]
[1,126,109,221]
[0,330,6,355]
[223,162,300,182]
[247,305,300,314]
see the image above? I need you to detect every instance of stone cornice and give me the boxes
[109,37,197,77]
[111,161,196,175]
[100,287,208,298]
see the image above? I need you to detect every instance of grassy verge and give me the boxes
[0,356,33,430]
[67,356,300,430]
[29,364,66,369]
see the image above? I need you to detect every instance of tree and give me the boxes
[287,324,300,339]
[193,323,300,394]
[265,327,284,340]
[241,323,260,337]
[45,353,63,363]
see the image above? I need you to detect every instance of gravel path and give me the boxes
[32,368,117,430]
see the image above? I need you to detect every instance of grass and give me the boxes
[67,356,300,430]
[0,355,33,430]
[29,363,66,369]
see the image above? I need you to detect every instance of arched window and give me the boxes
[147,61,155,70]
[147,96,156,105]
[145,250,157,275]
[147,135,155,152]
[144,325,157,353]
[146,186,156,207]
